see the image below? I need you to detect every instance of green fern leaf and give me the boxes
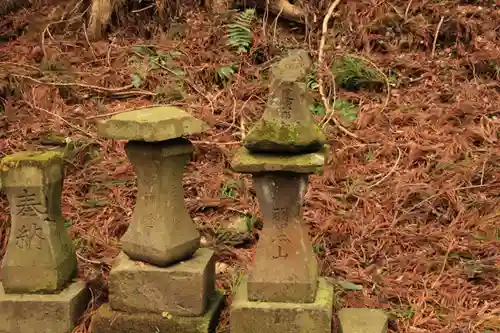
[226,9,256,53]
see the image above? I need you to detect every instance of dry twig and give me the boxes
[12,74,155,96]
[367,147,402,189]
[432,16,445,59]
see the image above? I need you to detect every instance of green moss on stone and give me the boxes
[244,118,326,154]
[230,277,334,333]
[97,106,208,142]
[91,291,224,333]
[231,146,328,174]
[1,151,62,171]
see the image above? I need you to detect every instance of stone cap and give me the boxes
[97,106,208,142]
[1,151,63,170]
[231,145,328,174]
[1,151,64,187]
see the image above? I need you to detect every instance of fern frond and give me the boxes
[226,8,256,53]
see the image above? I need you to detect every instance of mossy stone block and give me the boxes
[91,291,224,333]
[109,249,215,316]
[231,146,328,174]
[97,106,208,142]
[338,308,388,333]
[230,276,333,333]
[0,281,89,333]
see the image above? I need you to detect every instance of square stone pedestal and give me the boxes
[109,248,215,316]
[91,291,224,333]
[338,308,388,333]
[0,281,89,333]
[230,276,334,333]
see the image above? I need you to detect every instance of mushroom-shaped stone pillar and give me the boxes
[96,108,205,266]
[230,50,334,333]
[0,151,89,333]
[91,106,223,333]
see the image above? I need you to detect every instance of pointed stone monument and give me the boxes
[91,106,223,333]
[230,50,334,333]
[0,151,89,333]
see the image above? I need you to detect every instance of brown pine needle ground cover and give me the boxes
[0,1,499,332]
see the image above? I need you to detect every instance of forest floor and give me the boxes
[0,1,499,332]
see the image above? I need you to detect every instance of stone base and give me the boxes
[230,276,333,333]
[0,280,89,333]
[109,248,215,316]
[91,291,224,333]
[338,308,388,333]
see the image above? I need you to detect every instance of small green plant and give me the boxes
[226,9,256,53]
[309,103,325,116]
[312,244,325,255]
[220,180,241,199]
[306,71,319,90]
[244,214,258,231]
[331,56,385,91]
[129,46,185,88]
[388,304,415,321]
[215,65,237,85]
[334,99,358,125]
[364,150,374,162]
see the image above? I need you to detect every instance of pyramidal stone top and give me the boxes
[244,49,326,154]
[97,106,208,142]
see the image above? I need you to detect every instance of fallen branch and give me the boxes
[11,74,155,96]
[366,147,402,189]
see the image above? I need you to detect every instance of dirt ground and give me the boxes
[0,1,499,332]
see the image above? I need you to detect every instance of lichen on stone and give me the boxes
[231,146,328,174]
[244,117,325,154]
[0,151,63,171]
[97,106,208,142]
[243,49,326,154]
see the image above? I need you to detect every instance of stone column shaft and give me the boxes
[1,152,76,294]
[248,172,318,303]
[121,138,200,267]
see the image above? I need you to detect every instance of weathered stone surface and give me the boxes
[338,308,388,333]
[96,106,208,142]
[231,146,328,174]
[91,291,224,333]
[247,173,318,303]
[121,138,200,266]
[244,50,326,154]
[0,281,89,333]
[231,276,333,333]
[109,248,215,316]
[0,151,77,294]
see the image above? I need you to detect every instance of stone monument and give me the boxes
[338,308,389,333]
[229,50,334,333]
[0,151,89,333]
[91,106,223,333]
